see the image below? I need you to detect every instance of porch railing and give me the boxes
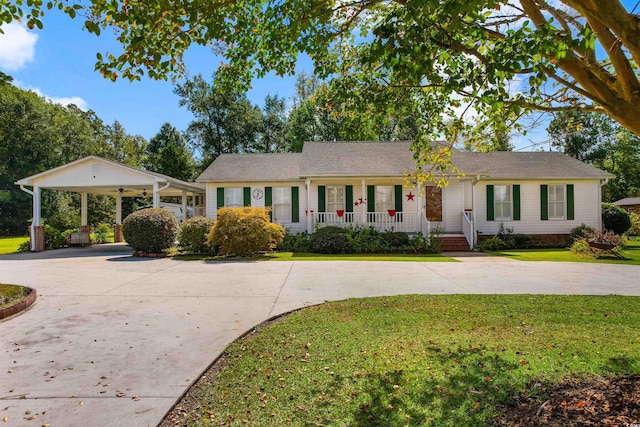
[314,211,419,232]
[462,210,474,250]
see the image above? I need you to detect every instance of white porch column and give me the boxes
[418,182,424,234]
[182,190,187,223]
[192,192,197,216]
[305,179,312,234]
[361,179,366,225]
[153,182,159,208]
[472,177,478,246]
[115,193,122,225]
[33,186,41,226]
[81,192,88,226]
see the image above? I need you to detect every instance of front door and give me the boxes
[425,186,443,222]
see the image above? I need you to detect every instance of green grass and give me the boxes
[0,284,30,309]
[182,295,640,426]
[263,252,457,261]
[169,251,457,262]
[0,236,28,255]
[490,239,640,265]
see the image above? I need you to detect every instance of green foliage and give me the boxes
[179,216,216,254]
[144,122,196,181]
[381,231,411,250]
[345,226,389,254]
[207,207,285,257]
[570,223,596,241]
[44,224,67,250]
[477,225,535,251]
[602,203,632,235]
[17,240,30,253]
[93,223,112,244]
[122,208,178,253]
[308,232,351,255]
[571,230,625,258]
[628,213,640,237]
[277,232,311,253]
[548,112,640,202]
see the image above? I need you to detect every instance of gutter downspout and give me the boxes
[599,178,610,231]
[20,185,36,251]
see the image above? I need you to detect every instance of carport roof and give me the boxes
[16,156,204,197]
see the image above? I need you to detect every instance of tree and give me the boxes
[105,121,147,168]
[259,94,288,153]
[4,1,640,140]
[175,74,263,165]
[547,111,640,201]
[144,123,196,181]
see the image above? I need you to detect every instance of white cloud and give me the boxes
[0,22,38,72]
[14,80,89,110]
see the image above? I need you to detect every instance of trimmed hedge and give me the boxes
[602,203,631,235]
[179,216,216,254]
[207,207,285,257]
[123,208,178,253]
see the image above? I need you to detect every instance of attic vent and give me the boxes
[92,162,101,174]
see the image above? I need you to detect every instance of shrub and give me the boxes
[44,224,67,250]
[313,226,348,236]
[93,223,112,244]
[344,226,388,253]
[627,212,640,238]
[207,207,285,257]
[477,235,506,251]
[309,232,351,254]
[277,232,311,252]
[122,208,178,253]
[602,203,631,235]
[179,216,216,254]
[381,232,410,250]
[570,223,596,241]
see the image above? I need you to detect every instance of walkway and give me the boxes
[0,245,638,426]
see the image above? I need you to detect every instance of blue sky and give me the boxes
[0,11,307,141]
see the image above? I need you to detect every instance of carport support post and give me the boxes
[152,182,159,208]
[31,186,44,252]
[80,192,90,235]
[114,193,123,243]
[181,190,187,223]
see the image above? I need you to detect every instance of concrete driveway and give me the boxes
[1,244,638,426]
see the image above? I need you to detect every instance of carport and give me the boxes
[15,156,205,251]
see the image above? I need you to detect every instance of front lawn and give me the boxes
[163,295,640,426]
[0,236,28,255]
[490,239,640,265]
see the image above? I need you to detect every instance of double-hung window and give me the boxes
[494,185,512,220]
[327,185,345,212]
[548,184,565,220]
[376,186,394,212]
[273,187,291,223]
[224,188,243,207]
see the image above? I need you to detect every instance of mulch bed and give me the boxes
[495,375,640,426]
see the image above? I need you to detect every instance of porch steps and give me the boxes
[438,235,471,252]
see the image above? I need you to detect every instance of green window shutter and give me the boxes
[291,187,299,223]
[567,184,574,220]
[540,185,549,221]
[265,186,272,221]
[513,185,521,221]
[394,185,403,212]
[367,185,375,212]
[345,185,353,212]
[486,185,494,221]
[217,187,225,209]
[243,187,251,207]
[317,185,326,213]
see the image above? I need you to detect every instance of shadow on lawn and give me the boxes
[308,346,527,426]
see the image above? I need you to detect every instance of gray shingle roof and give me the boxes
[613,197,640,206]
[196,142,613,182]
[453,151,614,179]
[300,141,415,176]
[197,153,302,182]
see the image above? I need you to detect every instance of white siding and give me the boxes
[475,180,602,235]
[204,181,307,234]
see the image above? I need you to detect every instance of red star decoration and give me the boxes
[406,192,415,201]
